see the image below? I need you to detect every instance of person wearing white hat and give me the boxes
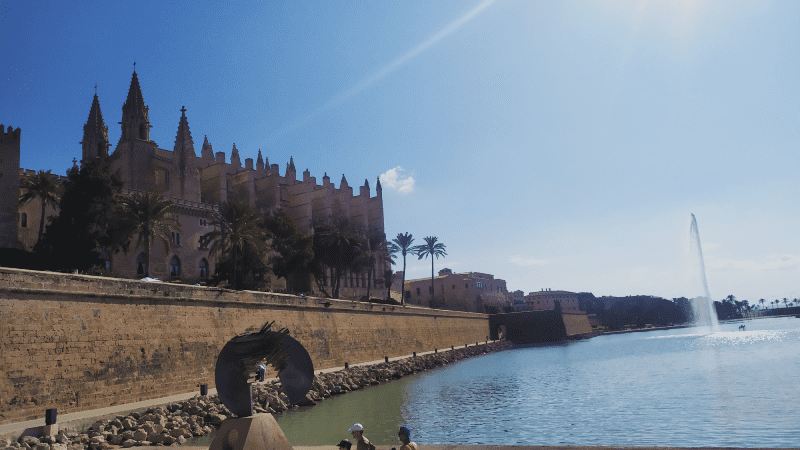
[348,423,375,450]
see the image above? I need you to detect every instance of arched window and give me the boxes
[169,256,181,277]
[136,252,147,276]
[20,213,27,228]
[199,258,208,279]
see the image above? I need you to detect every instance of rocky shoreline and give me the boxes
[0,341,511,450]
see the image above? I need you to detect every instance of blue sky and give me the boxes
[3,0,800,303]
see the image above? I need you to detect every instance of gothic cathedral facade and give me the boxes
[4,70,386,298]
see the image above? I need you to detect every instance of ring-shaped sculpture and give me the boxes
[215,321,314,417]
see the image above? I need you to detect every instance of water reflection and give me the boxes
[270,318,800,447]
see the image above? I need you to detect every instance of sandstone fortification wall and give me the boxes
[0,267,489,425]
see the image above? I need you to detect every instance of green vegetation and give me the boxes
[413,236,447,307]
[390,232,414,306]
[18,170,62,246]
[200,199,269,290]
[264,208,314,293]
[36,157,126,272]
[119,191,180,278]
[312,215,362,299]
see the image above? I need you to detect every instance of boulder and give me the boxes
[18,437,39,447]
[132,430,147,442]
[208,414,226,427]
[121,440,135,448]
[121,418,137,430]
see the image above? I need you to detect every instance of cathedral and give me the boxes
[2,70,386,297]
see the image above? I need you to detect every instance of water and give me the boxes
[274,317,800,447]
[689,213,720,331]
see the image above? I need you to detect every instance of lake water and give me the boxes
[274,317,800,448]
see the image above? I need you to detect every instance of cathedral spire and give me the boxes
[201,135,215,164]
[230,143,241,167]
[120,69,151,141]
[256,149,264,171]
[80,92,110,162]
[173,106,196,159]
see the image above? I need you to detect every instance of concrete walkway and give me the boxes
[0,343,488,437]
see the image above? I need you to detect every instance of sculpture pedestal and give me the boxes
[209,414,293,450]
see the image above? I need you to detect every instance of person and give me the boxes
[337,439,352,450]
[397,426,418,450]
[255,363,266,382]
[348,423,375,450]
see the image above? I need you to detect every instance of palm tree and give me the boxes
[200,199,267,290]
[760,299,766,310]
[391,232,414,306]
[19,170,62,245]
[413,236,447,307]
[314,215,362,299]
[121,192,180,278]
[357,228,389,300]
[783,298,789,309]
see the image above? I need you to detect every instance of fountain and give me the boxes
[688,213,720,332]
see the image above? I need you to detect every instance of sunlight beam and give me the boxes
[268,0,497,140]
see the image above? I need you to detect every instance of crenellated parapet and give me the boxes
[1,124,22,141]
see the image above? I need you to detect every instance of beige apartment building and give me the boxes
[519,289,581,312]
[403,269,509,313]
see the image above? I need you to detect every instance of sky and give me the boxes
[2,0,800,304]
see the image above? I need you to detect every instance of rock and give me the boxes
[177,436,186,445]
[121,440,135,448]
[132,430,147,442]
[134,441,151,447]
[109,435,122,446]
[50,445,66,450]
[296,393,315,407]
[120,431,134,441]
[33,444,50,450]
[141,424,155,436]
[121,418,137,430]
[18,437,39,447]
[208,414,226,427]
[88,436,104,444]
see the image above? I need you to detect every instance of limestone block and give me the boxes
[41,425,59,438]
[209,414,292,450]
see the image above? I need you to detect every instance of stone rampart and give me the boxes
[561,311,592,336]
[0,267,489,425]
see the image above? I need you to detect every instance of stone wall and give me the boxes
[561,311,592,336]
[0,267,489,425]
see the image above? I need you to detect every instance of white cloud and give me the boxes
[510,256,550,266]
[380,166,415,194]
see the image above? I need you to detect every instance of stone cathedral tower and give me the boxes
[80,92,110,163]
[0,125,21,249]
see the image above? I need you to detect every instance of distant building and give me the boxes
[403,269,509,312]
[518,289,580,312]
